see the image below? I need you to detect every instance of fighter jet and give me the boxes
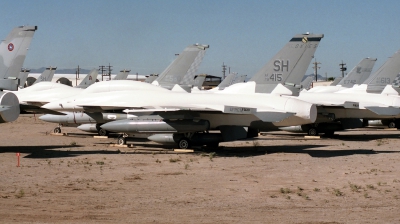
[282,49,400,136]
[42,33,324,148]
[30,67,57,85]
[0,25,37,123]
[38,43,210,134]
[305,57,377,93]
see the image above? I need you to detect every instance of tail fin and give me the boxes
[217,73,236,90]
[337,58,377,87]
[113,69,130,80]
[330,77,343,86]
[300,76,314,90]
[232,75,247,84]
[18,68,30,88]
[144,74,158,83]
[0,26,37,79]
[364,49,400,93]
[153,44,209,89]
[191,74,207,89]
[249,33,323,93]
[75,69,98,88]
[33,67,56,84]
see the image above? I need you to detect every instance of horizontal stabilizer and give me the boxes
[365,106,400,116]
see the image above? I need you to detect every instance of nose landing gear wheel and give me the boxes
[178,138,190,149]
[308,128,318,136]
[53,127,61,133]
[388,121,396,128]
[117,136,126,145]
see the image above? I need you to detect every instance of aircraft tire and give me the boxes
[178,138,190,149]
[54,127,61,133]
[308,128,318,136]
[117,136,126,145]
[98,128,109,136]
[388,121,396,129]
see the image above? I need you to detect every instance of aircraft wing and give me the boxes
[80,103,295,122]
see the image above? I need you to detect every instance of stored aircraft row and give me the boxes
[4,24,400,149]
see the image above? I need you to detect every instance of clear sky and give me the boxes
[1,0,400,78]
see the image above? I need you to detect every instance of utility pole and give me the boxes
[75,65,80,86]
[339,60,347,77]
[99,64,113,81]
[313,59,321,82]
[222,62,227,80]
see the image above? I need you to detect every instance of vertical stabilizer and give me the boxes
[232,75,247,84]
[216,73,236,90]
[153,44,209,89]
[0,26,37,79]
[337,58,377,87]
[18,68,30,88]
[191,74,207,89]
[364,49,400,93]
[113,69,130,80]
[76,69,98,89]
[33,67,57,84]
[249,33,323,94]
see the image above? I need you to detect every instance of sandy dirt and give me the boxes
[1,114,400,223]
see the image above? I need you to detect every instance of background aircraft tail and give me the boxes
[249,33,324,94]
[113,69,130,80]
[0,26,37,91]
[18,69,30,88]
[364,49,400,93]
[337,58,377,87]
[153,44,209,89]
[33,67,57,84]
[75,69,98,88]
[0,26,37,79]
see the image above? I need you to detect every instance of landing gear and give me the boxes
[388,121,396,128]
[308,128,318,136]
[117,135,126,145]
[53,127,61,133]
[178,138,190,149]
[98,128,109,136]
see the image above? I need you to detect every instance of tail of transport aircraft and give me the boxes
[249,33,324,94]
[75,69,98,89]
[153,43,209,89]
[33,67,57,84]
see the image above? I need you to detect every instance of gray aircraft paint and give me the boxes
[249,33,324,94]
[154,44,209,88]
[33,67,57,84]
[337,58,376,87]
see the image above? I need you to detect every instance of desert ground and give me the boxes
[0,114,400,223]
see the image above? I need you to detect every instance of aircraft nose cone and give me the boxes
[101,120,130,133]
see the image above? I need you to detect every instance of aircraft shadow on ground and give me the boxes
[0,145,121,159]
[204,145,400,158]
